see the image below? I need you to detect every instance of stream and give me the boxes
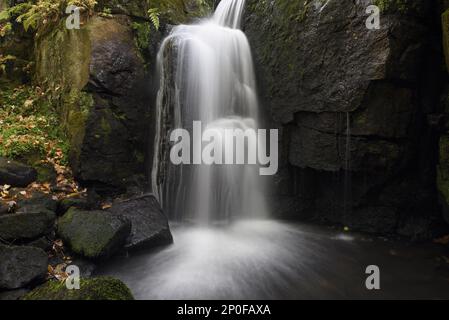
[97,220,449,300]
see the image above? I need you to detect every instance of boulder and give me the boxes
[27,237,52,251]
[57,197,91,216]
[22,277,134,300]
[17,191,58,213]
[0,245,48,290]
[57,208,131,259]
[243,0,441,236]
[0,209,56,242]
[0,157,37,187]
[108,194,173,250]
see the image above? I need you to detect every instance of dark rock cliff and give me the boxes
[244,0,446,237]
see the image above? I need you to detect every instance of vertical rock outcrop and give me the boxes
[244,0,444,237]
[33,1,214,195]
[35,15,151,193]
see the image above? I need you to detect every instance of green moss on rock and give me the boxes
[22,277,134,300]
[0,209,56,242]
[373,0,424,13]
[150,0,212,24]
[57,208,131,259]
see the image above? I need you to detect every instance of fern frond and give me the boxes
[148,8,160,31]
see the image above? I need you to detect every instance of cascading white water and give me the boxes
[152,0,267,223]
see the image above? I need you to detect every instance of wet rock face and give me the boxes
[0,245,48,290]
[108,194,173,250]
[96,0,149,17]
[244,0,432,122]
[244,0,443,236]
[78,16,150,192]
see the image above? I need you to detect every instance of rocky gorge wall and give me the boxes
[21,0,214,194]
[36,15,152,194]
[243,0,448,238]
[0,0,213,298]
[3,0,449,238]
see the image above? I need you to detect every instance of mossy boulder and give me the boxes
[0,209,56,242]
[57,208,131,259]
[22,277,134,300]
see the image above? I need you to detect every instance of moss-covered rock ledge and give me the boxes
[22,277,134,300]
[1,0,213,194]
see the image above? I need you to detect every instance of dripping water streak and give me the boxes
[343,112,352,221]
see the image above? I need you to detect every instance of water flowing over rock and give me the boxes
[152,0,268,223]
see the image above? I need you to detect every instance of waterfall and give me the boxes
[152,0,267,223]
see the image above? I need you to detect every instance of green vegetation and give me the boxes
[0,0,213,169]
[132,21,152,54]
[22,277,134,300]
[0,84,70,165]
[148,7,160,30]
[150,0,212,25]
[0,2,32,38]
[0,0,96,38]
